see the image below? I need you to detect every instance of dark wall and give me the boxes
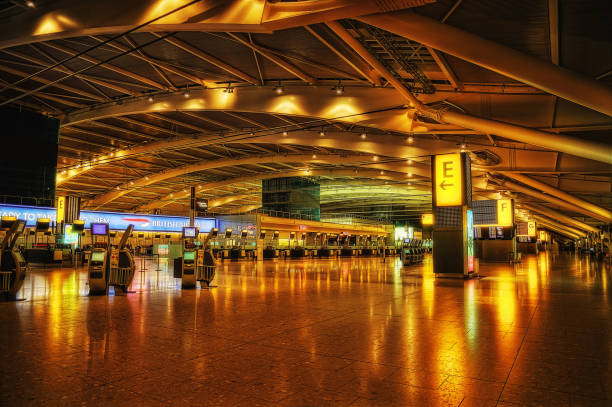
[0,107,59,207]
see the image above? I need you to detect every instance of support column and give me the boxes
[431,152,474,276]
[189,186,195,227]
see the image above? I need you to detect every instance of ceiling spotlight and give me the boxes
[312,154,317,159]
[25,0,35,8]
[407,159,412,164]
[170,193,174,197]
[145,176,149,180]
[129,181,134,185]
[273,82,284,94]
[223,84,234,93]
[332,80,344,95]
[380,170,384,175]
[183,88,190,97]
[372,155,379,161]
[461,143,467,149]
[407,172,412,177]
[147,95,154,102]
[75,163,81,169]
[282,130,288,136]
[360,133,367,139]
[319,130,325,136]
[61,170,66,175]
[407,136,414,143]
[183,188,187,193]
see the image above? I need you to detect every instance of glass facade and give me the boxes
[262,177,320,221]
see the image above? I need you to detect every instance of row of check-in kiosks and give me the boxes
[88,223,219,294]
[400,239,430,266]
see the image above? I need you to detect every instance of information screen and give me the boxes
[92,223,108,235]
[183,251,195,260]
[183,227,196,238]
[91,251,105,262]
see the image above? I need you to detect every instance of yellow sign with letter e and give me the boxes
[434,153,463,206]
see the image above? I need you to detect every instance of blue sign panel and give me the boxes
[0,204,57,226]
[0,204,216,232]
[80,210,216,233]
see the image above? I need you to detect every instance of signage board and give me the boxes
[56,196,65,224]
[433,153,463,207]
[517,221,536,237]
[195,198,208,215]
[421,213,433,225]
[0,204,216,232]
[466,209,474,273]
[496,199,513,227]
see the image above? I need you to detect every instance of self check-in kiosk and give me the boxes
[88,223,135,295]
[0,218,27,300]
[180,226,198,288]
[88,223,110,295]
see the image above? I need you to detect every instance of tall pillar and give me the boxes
[431,152,474,276]
[189,186,195,227]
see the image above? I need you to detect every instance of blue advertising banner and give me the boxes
[0,204,216,232]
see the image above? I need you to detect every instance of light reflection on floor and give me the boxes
[0,252,610,406]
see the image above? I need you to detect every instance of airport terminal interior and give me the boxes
[0,0,611,406]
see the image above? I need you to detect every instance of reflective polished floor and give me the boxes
[0,252,610,406]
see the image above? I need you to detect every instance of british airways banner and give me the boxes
[0,204,216,232]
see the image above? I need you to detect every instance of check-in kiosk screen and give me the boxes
[91,252,105,262]
[92,223,108,235]
[183,251,195,260]
[183,227,196,238]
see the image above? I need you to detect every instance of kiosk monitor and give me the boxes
[91,251,105,262]
[92,223,109,235]
[183,227,197,238]
[183,251,195,261]
[1,216,17,229]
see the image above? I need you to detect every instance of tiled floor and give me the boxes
[0,252,610,406]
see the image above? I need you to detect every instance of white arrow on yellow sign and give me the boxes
[434,153,463,207]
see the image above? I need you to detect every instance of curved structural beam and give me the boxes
[536,220,581,240]
[533,215,586,238]
[86,153,423,209]
[329,20,612,164]
[520,203,599,234]
[358,11,612,116]
[0,0,423,50]
[137,168,428,211]
[501,172,612,222]
[494,178,608,222]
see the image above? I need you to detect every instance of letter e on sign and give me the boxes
[434,153,462,206]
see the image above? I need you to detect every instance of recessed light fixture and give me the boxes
[282,130,288,136]
[407,159,412,164]
[360,133,367,139]
[274,82,284,94]
[312,154,317,159]
[148,95,154,102]
[407,136,414,143]
[380,170,384,175]
[183,88,190,97]
[25,0,35,7]
[372,155,378,161]
[319,130,325,137]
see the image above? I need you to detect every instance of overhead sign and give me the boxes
[466,209,474,273]
[517,221,536,237]
[496,199,513,226]
[528,221,536,237]
[421,213,434,225]
[433,153,463,207]
[0,204,216,232]
[56,196,65,224]
[80,210,216,233]
[195,198,208,215]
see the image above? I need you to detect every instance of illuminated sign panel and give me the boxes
[434,153,463,207]
[56,196,65,224]
[528,221,536,237]
[421,213,434,225]
[0,204,216,232]
[496,199,513,226]
[466,209,474,272]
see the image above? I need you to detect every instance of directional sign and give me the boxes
[528,221,536,237]
[434,153,463,207]
[496,199,513,226]
[421,213,434,225]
